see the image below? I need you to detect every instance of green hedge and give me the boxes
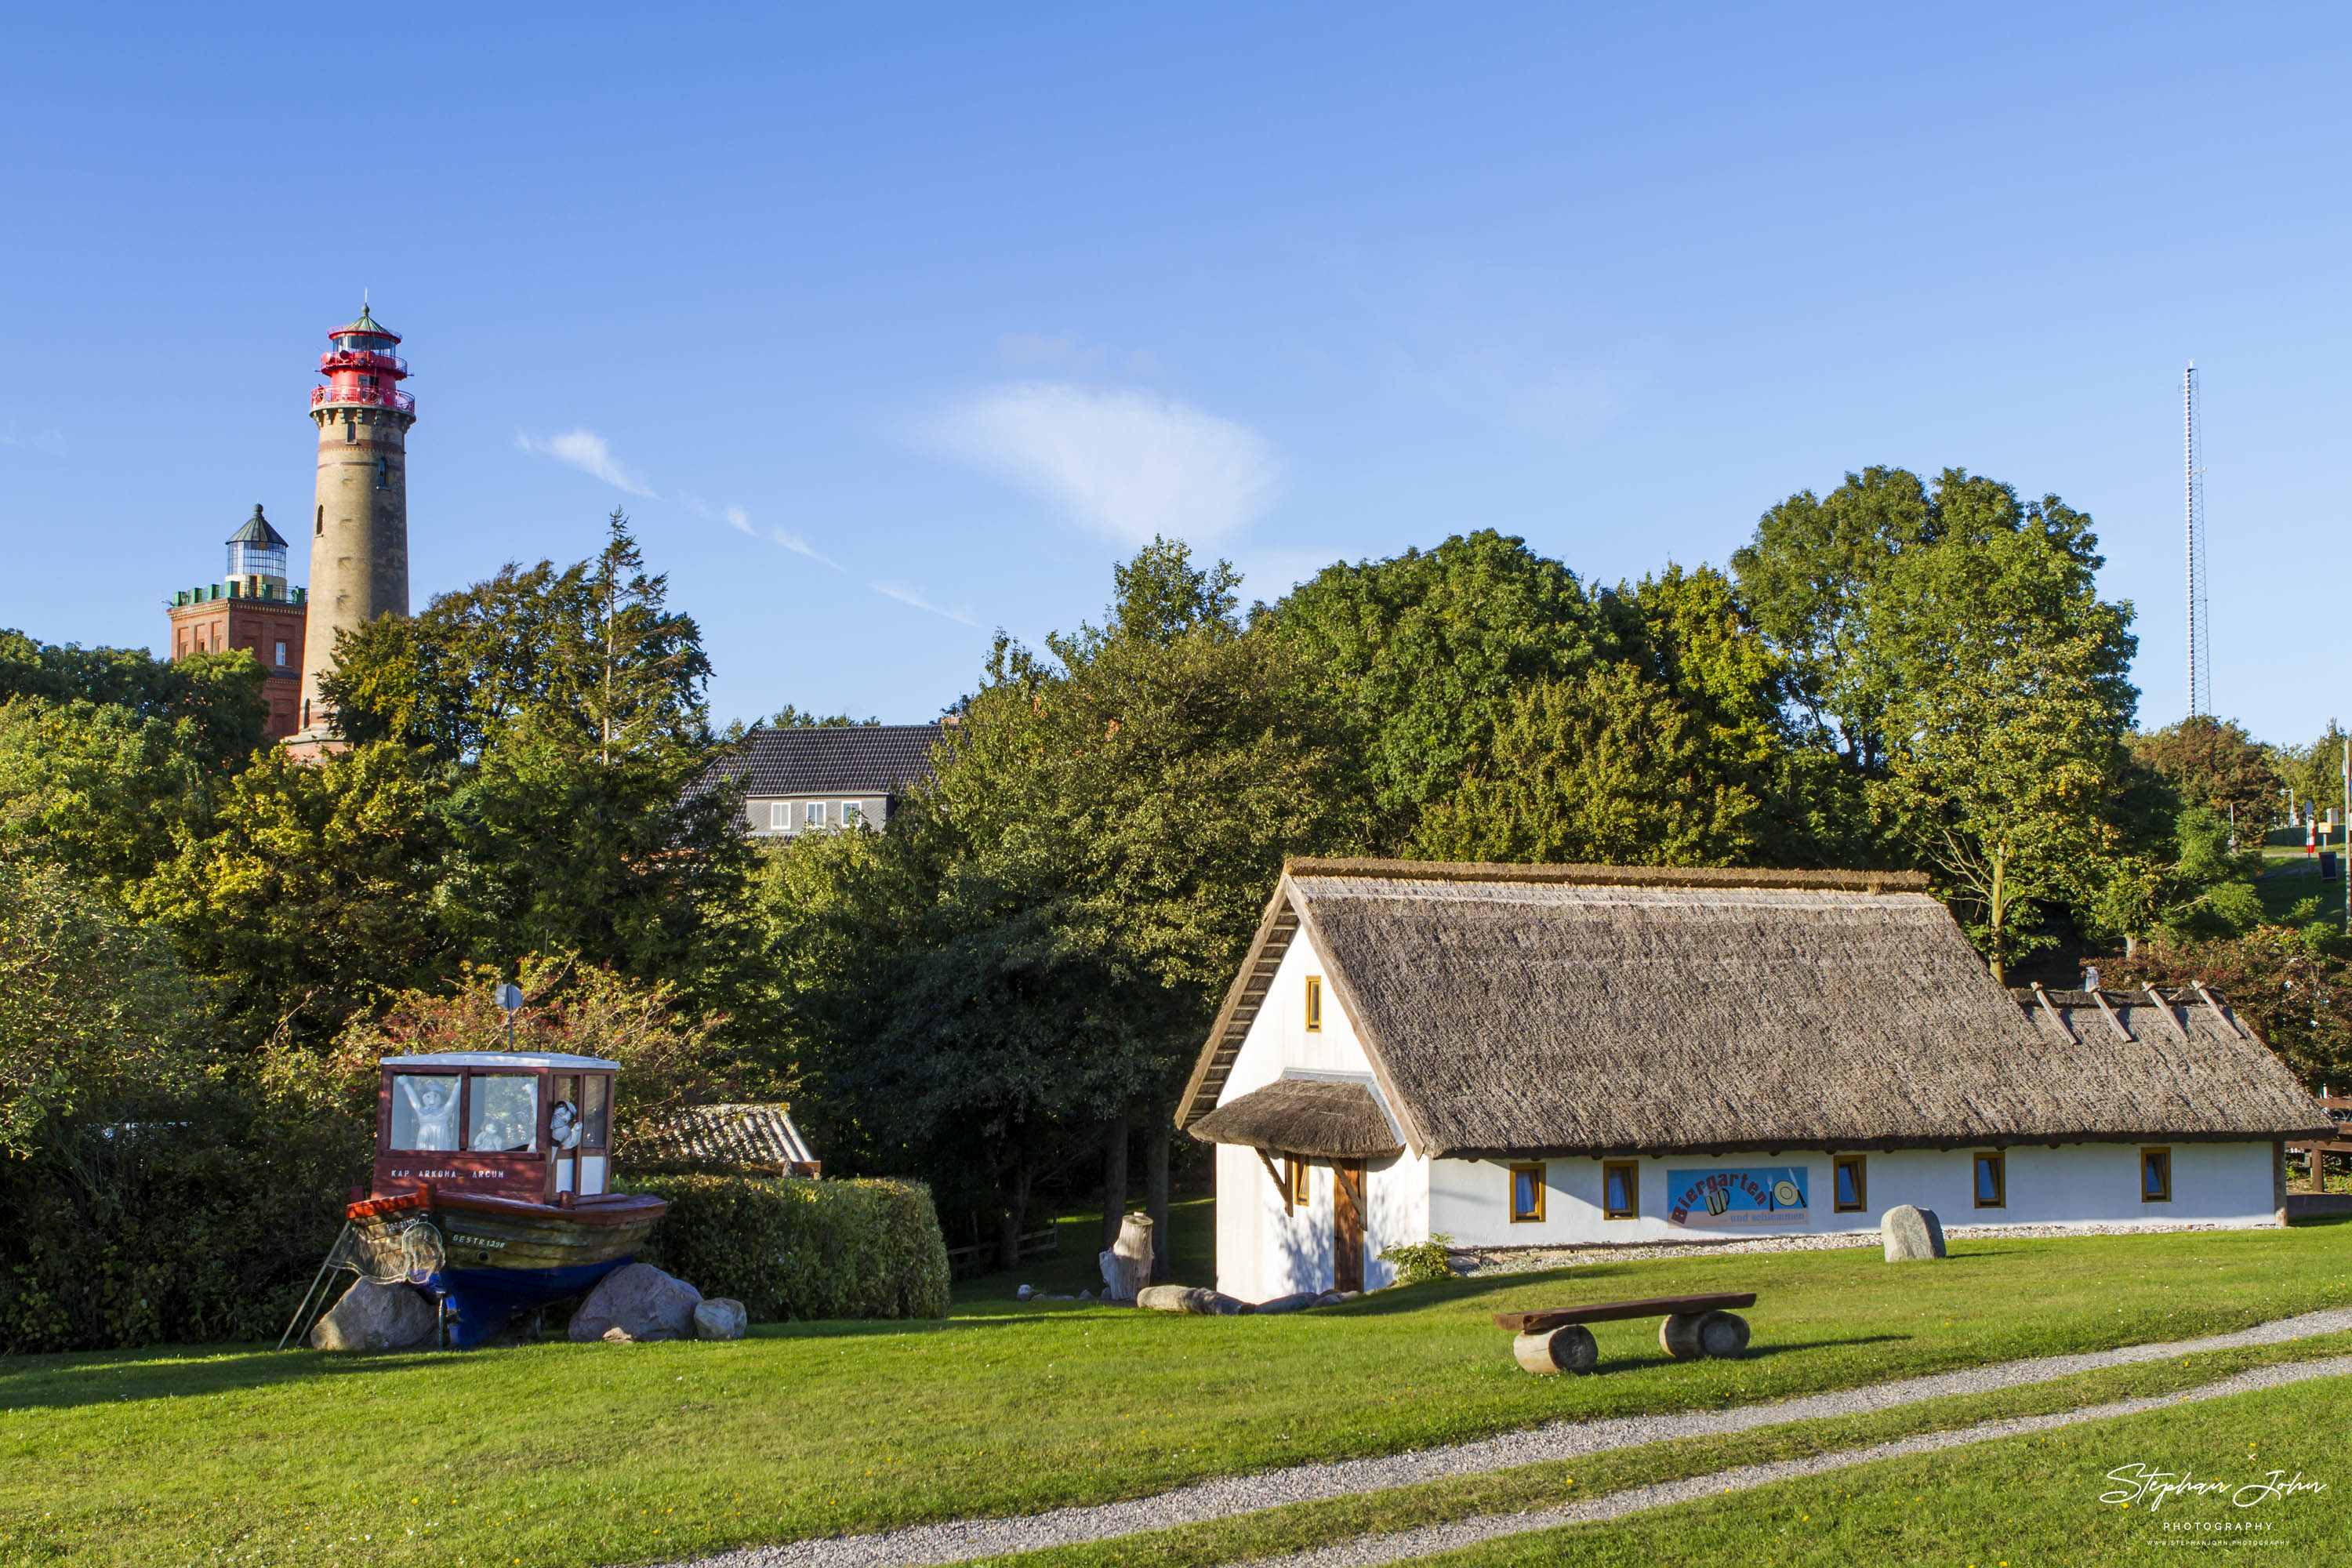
[0,1098,367,1354]
[627,1174,952,1322]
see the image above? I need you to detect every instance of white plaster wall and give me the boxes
[1210,920,1397,1298]
[1213,1140,1267,1301]
[1428,1143,2281,1247]
[1265,930,1374,1074]
[1363,1149,1431,1290]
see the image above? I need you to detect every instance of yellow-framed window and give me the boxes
[1288,1156,1312,1209]
[1602,1160,1639,1220]
[1973,1150,2006,1209]
[1833,1154,1867,1213]
[1508,1163,1546,1223]
[2140,1147,2172,1203]
[1304,975,1323,1033]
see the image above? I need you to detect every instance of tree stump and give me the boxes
[1659,1312,1706,1360]
[1513,1323,1599,1375]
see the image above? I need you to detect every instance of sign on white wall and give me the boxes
[1666,1166,1809,1227]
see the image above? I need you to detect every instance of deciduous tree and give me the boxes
[1262,531,1615,840]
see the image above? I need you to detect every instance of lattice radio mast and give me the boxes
[2183,364,2212,717]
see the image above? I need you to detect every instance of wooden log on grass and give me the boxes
[1661,1309,1753,1359]
[1513,1324,1598,1375]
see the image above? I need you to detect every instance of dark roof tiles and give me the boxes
[705,723,947,797]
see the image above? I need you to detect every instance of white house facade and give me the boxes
[1180,862,2327,1305]
[695,722,949,840]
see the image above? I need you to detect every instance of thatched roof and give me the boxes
[1178,861,2332,1156]
[636,1103,817,1171]
[1189,1078,1404,1159]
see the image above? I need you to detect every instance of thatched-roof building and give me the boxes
[633,1103,820,1176]
[1178,860,2328,1300]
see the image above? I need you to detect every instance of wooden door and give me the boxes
[1333,1160,1365,1292]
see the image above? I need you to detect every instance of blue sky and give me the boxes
[2,5,2345,743]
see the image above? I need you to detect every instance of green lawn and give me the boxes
[2253,846,2349,930]
[953,1195,1220,1305]
[2,1221,2347,1568]
[1421,1372,2352,1566]
[987,1330,2352,1568]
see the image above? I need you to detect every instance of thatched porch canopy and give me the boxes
[1178,860,2332,1159]
[1189,1078,1404,1160]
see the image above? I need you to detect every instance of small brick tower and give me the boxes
[289,303,414,754]
[166,505,309,740]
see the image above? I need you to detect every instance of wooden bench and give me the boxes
[1494,1291,1758,1375]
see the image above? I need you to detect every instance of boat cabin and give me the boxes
[373,1052,620,1206]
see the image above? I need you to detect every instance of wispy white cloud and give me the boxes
[692,487,974,629]
[771,528,835,566]
[869,581,983,629]
[999,335,1163,376]
[920,382,1278,544]
[517,428,656,497]
[0,425,67,457]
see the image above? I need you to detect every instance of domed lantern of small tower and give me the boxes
[291,302,416,755]
[226,503,289,593]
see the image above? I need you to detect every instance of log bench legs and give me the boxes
[1514,1324,1599,1375]
[1661,1310,1751,1361]
[1515,1312,1751,1375]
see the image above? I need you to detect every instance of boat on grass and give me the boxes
[348,1051,668,1348]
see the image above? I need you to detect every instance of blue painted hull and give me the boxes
[350,1190,669,1350]
[431,1258,636,1348]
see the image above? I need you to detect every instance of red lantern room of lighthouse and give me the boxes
[313,307,412,416]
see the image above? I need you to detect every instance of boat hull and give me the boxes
[350,1189,667,1348]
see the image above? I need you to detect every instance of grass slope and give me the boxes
[1425,1373,2352,1566]
[2,1221,2347,1568]
[981,1333,2352,1568]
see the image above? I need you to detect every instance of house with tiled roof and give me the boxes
[699,722,949,839]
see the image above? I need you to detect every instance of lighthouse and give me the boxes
[289,303,414,754]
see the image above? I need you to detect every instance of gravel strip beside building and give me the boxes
[659,1305,2352,1568]
[1450,1218,2292,1277]
[1248,1353,2352,1568]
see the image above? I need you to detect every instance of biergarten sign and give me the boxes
[1666,1165,1809,1227]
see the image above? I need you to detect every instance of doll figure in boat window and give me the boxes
[392,1074,461,1150]
[468,1074,539,1153]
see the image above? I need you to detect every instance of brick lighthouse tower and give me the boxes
[289,303,414,753]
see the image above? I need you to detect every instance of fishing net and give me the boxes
[339,1218,446,1285]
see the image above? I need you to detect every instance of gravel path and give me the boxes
[1250,1352,2352,1568]
[1450,1218,2278,1277]
[665,1305,2352,1568]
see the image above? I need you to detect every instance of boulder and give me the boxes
[309,1279,437,1352]
[1252,1292,1321,1316]
[1137,1284,1250,1316]
[692,1298,747,1341]
[1882,1204,1947,1261]
[569,1263,703,1343]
